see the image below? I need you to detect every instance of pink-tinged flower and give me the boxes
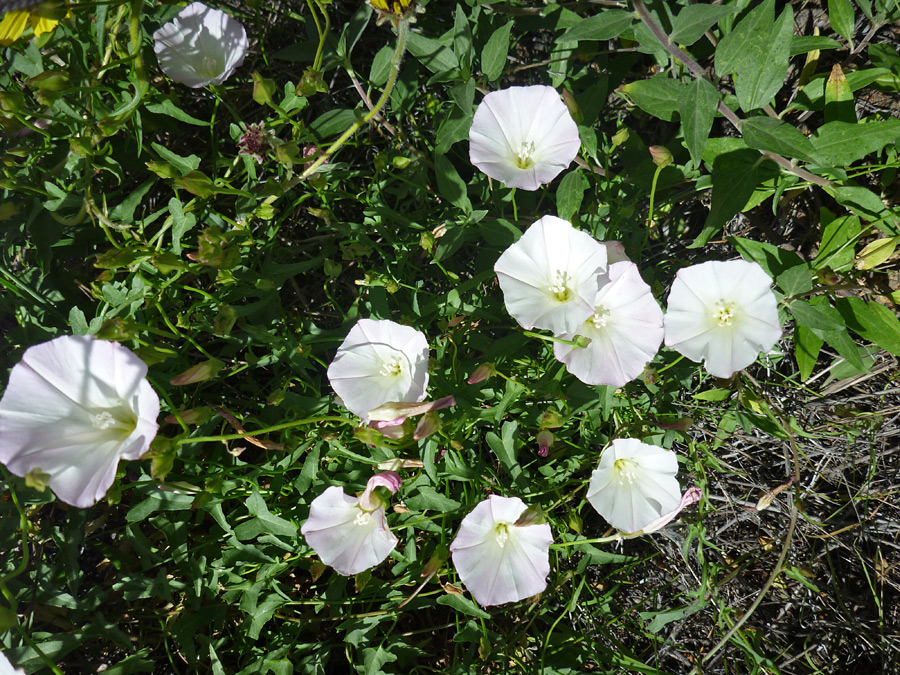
[641,486,702,534]
[554,262,664,387]
[327,319,429,423]
[0,336,160,508]
[300,471,401,576]
[664,260,782,378]
[450,495,553,607]
[494,216,607,335]
[153,2,249,89]
[586,439,682,534]
[469,85,581,191]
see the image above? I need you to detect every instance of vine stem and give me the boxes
[631,0,832,189]
[176,415,357,446]
[300,19,410,180]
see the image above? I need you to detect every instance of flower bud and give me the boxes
[536,430,553,457]
[467,363,495,384]
[413,412,442,440]
[649,145,673,168]
[610,128,629,147]
[170,358,225,386]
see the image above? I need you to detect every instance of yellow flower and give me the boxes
[367,0,416,17]
[0,1,67,47]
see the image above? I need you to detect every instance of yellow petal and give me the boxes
[0,11,29,47]
[30,14,60,38]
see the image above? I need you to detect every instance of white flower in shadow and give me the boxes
[450,495,553,607]
[327,319,429,423]
[0,336,160,508]
[494,216,607,336]
[664,260,782,378]
[153,2,249,88]
[469,85,581,191]
[555,261,664,386]
[587,439,682,534]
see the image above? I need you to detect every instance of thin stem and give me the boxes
[647,163,663,226]
[631,0,832,189]
[523,331,591,348]
[300,19,410,180]
[176,415,358,445]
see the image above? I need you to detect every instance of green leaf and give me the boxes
[436,593,491,619]
[695,151,779,246]
[715,0,794,112]
[481,21,512,82]
[837,296,900,355]
[789,35,842,56]
[740,117,820,163]
[670,4,735,45]
[556,170,588,221]
[794,322,823,381]
[776,264,815,297]
[619,75,685,122]
[810,119,900,166]
[816,214,861,270]
[234,490,298,541]
[730,236,805,278]
[677,77,720,163]
[407,32,459,75]
[790,299,844,333]
[434,156,472,212]
[557,10,633,43]
[824,64,856,124]
[453,5,473,71]
[435,108,472,155]
[169,198,196,256]
[829,185,896,232]
[151,142,201,177]
[828,0,856,46]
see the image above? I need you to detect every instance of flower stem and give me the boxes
[523,331,591,348]
[300,18,410,180]
[176,415,358,446]
[647,163,663,228]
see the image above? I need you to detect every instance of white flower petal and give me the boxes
[153,2,249,88]
[301,485,398,576]
[469,86,580,191]
[327,319,429,422]
[450,495,553,606]
[494,216,607,335]
[0,336,160,508]
[0,651,25,675]
[664,260,782,378]
[555,261,663,386]
[587,439,682,533]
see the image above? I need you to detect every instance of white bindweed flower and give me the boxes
[587,439,682,534]
[0,336,160,509]
[153,2,249,88]
[664,260,782,379]
[0,651,25,675]
[494,216,607,335]
[554,261,664,387]
[301,471,401,576]
[450,495,553,607]
[327,319,429,423]
[469,85,581,191]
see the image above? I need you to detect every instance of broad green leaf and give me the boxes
[837,296,900,355]
[715,0,794,112]
[436,593,491,619]
[823,328,867,371]
[169,197,196,256]
[789,299,844,333]
[694,151,779,246]
[406,32,459,75]
[234,490,298,540]
[434,156,472,212]
[670,4,735,46]
[829,185,896,233]
[789,35,842,56]
[828,0,856,46]
[824,64,856,124]
[810,119,900,166]
[556,169,588,221]
[693,388,732,402]
[855,236,899,270]
[481,21,512,81]
[741,117,819,163]
[145,99,210,126]
[793,67,891,111]
[677,77,720,162]
[794,322,823,381]
[435,108,472,155]
[730,236,805,278]
[453,5,473,71]
[776,264,815,297]
[557,10,633,43]
[151,143,201,177]
[619,75,685,121]
[816,214,861,270]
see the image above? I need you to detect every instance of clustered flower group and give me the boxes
[0,9,793,658]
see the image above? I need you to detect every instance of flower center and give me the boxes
[514,141,536,170]
[712,300,736,327]
[590,306,611,329]
[494,522,510,548]
[548,270,573,302]
[613,457,639,485]
[379,356,404,377]
[90,406,137,438]
[197,54,224,80]
[354,511,373,527]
